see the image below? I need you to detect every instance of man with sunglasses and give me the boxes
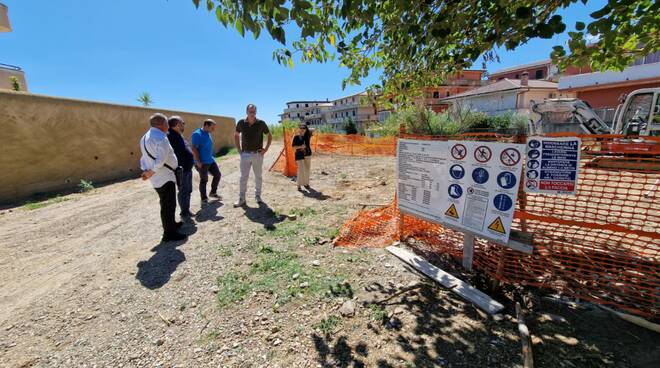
[167,116,195,218]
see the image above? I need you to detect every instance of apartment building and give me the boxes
[279,100,334,126]
[327,92,378,131]
[0,3,28,92]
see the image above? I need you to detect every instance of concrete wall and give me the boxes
[0,90,235,203]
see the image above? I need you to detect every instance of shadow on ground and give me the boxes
[135,239,187,289]
[196,201,224,222]
[310,247,660,367]
[243,201,285,230]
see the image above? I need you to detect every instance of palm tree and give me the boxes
[137,92,154,106]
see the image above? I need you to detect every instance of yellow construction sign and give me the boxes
[445,204,459,219]
[488,216,506,234]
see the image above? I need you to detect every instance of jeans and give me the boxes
[177,169,193,215]
[296,156,311,186]
[196,162,221,200]
[239,152,264,200]
[155,181,177,236]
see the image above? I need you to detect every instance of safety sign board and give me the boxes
[524,137,581,195]
[396,139,448,223]
[487,217,506,234]
[440,141,525,244]
[445,204,459,219]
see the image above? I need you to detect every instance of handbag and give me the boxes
[142,137,183,186]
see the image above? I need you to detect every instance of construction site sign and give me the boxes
[524,137,581,195]
[441,141,525,244]
[396,139,448,223]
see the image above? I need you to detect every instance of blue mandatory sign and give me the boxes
[528,149,540,159]
[472,168,489,184]
[527,160,540,169]
[526,170,539,180]
[497,171,517,189]
[448,184,463,199]
[493,194,513,212]
[528,140,541,149]
[449,164,465,179]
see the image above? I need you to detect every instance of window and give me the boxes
[535,70,544,79]
[296,104,299,108]
[353,110,356,116]
[515,74,520,79]
[622,93,653,129]
[305,103,309,107]
[446,91,450,97]
[433,91,440,99]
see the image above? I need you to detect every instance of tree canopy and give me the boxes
[193,0,659,97]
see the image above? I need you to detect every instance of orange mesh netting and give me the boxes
[333,133,660,319]
[270,129,397,177]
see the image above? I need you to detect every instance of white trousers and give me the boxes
[239,152,264,199]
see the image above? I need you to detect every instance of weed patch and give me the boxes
[23,196,70,210]
[314,315,341,335]
[368,304,387,323]
[216,247,345,308]
[78,179,94,193]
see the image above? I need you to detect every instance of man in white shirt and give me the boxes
[140,113,187,242]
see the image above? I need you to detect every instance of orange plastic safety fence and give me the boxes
[270,130,397,177]
[334,133,660,320]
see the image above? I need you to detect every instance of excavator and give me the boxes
[528,88,660,172]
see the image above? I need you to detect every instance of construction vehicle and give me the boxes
[528,88,660,171]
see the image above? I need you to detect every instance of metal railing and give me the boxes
[0,62,21,71]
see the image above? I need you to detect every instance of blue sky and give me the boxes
[1,0,605,125]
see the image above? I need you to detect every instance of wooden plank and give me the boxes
[516,302,534,368]
[462,234,475,270]
[386,245,505,314]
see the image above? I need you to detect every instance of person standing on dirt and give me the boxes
[167,116,195,219]
[140,113,187,242]
[191,119,221,204]
[233,104,272,207]
[292,123,312,191]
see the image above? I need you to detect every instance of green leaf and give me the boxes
[206,0,213,12]
[288,57,294,69]
[575,21,585,31]
[236,19,245,37]
[192,0,200,9]
[590,5,611,19]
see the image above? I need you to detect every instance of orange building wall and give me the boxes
[577,82,660,108]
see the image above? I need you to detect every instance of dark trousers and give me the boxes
[177,170,193,215]
[196,162,221,200]
[155,181,177,236]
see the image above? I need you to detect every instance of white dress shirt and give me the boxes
[139,127,178,188]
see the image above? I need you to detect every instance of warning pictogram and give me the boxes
[451,144,467,160]
[445,204,459,219]
[474,146,492,163]
[500,148,521,166]
[488,217,506,234]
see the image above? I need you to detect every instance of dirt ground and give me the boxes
[1,145,658,368]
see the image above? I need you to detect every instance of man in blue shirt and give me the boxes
[167,116,195,218]
[191,119,221,203]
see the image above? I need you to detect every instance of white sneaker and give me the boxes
[233,199,246,207]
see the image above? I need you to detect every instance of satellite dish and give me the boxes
[0,3,12,33]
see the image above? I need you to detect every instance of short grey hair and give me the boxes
[246,104,257,112]
[149,113,168,127]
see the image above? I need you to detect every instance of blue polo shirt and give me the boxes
[191,128,214,164]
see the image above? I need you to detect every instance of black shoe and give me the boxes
[209,192,222,200]
[162,232,187,242]
[304,185,312,190]
[176,221,184,229]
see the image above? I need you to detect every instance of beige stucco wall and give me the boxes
[0,90,235,203]
[0,67,28,91]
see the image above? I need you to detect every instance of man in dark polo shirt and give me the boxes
[233,103,272,207]
[167,116,195,218]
